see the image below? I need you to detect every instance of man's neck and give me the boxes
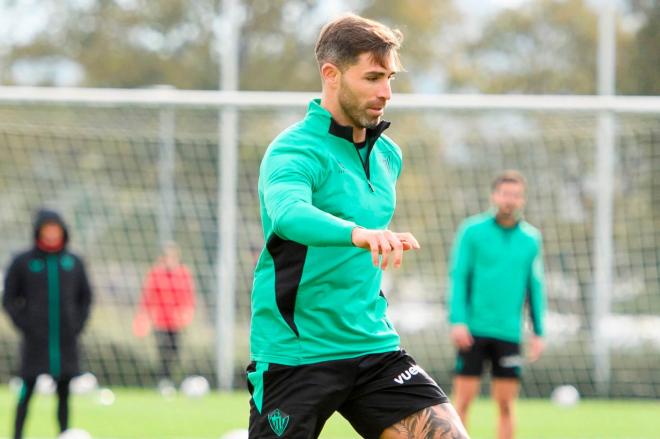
[320,96,366,143]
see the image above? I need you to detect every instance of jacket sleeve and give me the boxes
[448,223,473,326]
[262,143,357,246]
[528,237,546,336]
[75,259,93,335]
[2,257,28,333]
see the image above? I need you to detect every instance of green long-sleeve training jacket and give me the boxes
[250,99,402,365]
[448,211,546,343]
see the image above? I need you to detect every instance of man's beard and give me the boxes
[498,208,515,217]
[497,206,522,220]
[338,79,381,129]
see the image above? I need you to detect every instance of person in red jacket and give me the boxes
[133,242,195,389]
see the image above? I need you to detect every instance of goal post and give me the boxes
[0,86,658,397]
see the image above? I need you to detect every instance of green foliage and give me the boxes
[447,0,659,95]
[449,0,600,93]
[0,0,657,94]
[4,0,219,88]
[347,0,462,92]
[618,0,660,94]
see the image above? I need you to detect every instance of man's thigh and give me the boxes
[490,339,522,379]
[339,350,449,439]
[455,337,488,377]
[246,360,352,438]
[380,403,469,439]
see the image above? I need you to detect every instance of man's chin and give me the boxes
[362,116,381,129]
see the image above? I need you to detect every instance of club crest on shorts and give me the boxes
[267,409,290,437]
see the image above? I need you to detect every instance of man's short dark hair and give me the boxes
[315,13,403,71]
[491,170,527,192]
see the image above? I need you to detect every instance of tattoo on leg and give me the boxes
[387,405,468,439]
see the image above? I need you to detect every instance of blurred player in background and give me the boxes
[2,209,93,439]
[133,242,196,392]
[247,13,468,439]
[448,170,546,439]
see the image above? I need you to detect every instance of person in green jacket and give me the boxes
[448,170,546,439]
[248,13,468,439]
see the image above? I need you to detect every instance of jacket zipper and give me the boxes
[354,141,375,192]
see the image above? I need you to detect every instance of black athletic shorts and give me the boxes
[246,349,448,438]
[455,336,522,379]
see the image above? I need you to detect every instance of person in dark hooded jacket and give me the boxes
[2,209,93,439]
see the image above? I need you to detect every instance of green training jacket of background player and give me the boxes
[448,211,546,343]
[250,99,402,366]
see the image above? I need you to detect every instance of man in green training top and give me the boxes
[448,170,546,439]
[248,13,468,439]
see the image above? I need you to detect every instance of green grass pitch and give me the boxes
[0,387,657,438]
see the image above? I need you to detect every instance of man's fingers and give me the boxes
[378,234,392,269]
[458,336,468,349]
[384,230,403,269]
[395,232,420,250]
[368,236,380,267]
[402,232,420,249]
[528,348,540,363]
[356,229,414,269]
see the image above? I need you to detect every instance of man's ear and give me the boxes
[320,62,341,88]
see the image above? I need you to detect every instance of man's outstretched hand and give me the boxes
[351,228,420,270]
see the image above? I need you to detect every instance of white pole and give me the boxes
[157,88,176,248]
[1,87,660,113]
[216,0,240,391]
[593,0,616,396]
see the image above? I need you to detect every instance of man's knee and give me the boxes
[495,398,514,417]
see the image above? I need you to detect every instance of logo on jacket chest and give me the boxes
[333,156,347,174]
[60,254,75,271]
[378,152,395,178]
[28,259,45,273]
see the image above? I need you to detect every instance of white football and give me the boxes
[8,376,23,392]
[180,375,210,398]
[36,374,56,395]
[58,428,92,439]
[551,384,580,407]
[97,387,116,406]
[70,373,99,395]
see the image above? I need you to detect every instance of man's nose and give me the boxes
[377,79,392,101]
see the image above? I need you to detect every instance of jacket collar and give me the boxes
[306,99,390,144]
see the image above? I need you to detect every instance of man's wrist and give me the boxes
[350,226,364,246]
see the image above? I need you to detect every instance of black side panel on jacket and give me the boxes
[266,234,308,337]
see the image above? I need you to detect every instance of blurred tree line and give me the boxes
[0,0,657,94]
